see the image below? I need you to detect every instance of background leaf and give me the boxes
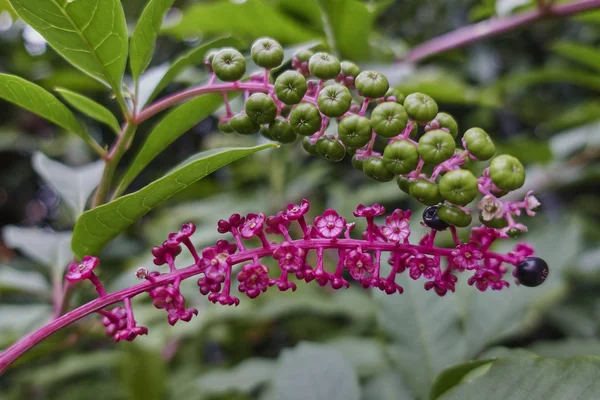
[0,265,50,295]
[551,41,600,72]
[71,144,276,257]
[119,346,166,400]
[429,359,495,400]
[192,358,275,395]
[55,88,120,134]
[130,0,175,83]
[272,342,360,400]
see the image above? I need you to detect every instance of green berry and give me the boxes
[396,175,411,194]
[385,88,405,104]
[438,204,472,227]
[439,169,478,206]
[274,71,307,105]
[489,155,526,191]
[382,139,419,174]
[463,128,495,160]
[363,157,395,182]
[317,84,352,117]
[432,112,459,138]
[418,129,456,164]
[351,154,365,171]
[309,52,341,80]
[302,136,319,155]
[260,125,274,140]
[245,93,277,125]
[370,102,409,138]
[290,103,322,136]
[409,179,442,205]
[205,49,219,65]
[340,61,360,78]
[230,114,259,135]
[403,92,438,123]
[294,49,314,63]
[338,115,372,148]
[316,136,346,162]
[218,120,234,133]
[251,37,284,69]
[479,213,508,228]
[212,48,246,82]
[355,71,389,98]
[265,117,296,144]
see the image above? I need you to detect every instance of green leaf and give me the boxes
[2,227,72,278]
[71,144,276,257]
[55,88,120,134]
[116,94,229,195]
[0,304,52,340]
[164,0,316,44]
[120,346,166,400]
[325,337,387,377]
[0,73,103,153]
[437,355,600,400]
[552,41,600,72]
[9,0,128,92]
[494,67,600,92]
[529,338,600,359]
[362,371,415,400]
[194,358,275,395]
[273,342,360,400]
[0,265,50,295]
[32,152,105,217]
[142,37,241,108]
[130,0,175,83]
[430,359,495,400]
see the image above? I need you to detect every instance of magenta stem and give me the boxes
[88,273,106,297]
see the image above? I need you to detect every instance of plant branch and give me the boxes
[398,0,600,63]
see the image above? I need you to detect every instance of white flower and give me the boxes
[525,191,541,217]
[477,195,505,221]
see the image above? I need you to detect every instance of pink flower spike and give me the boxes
[240,213,266,239]
[314,209,346,239]
[353,204,385,218]
[66,256,100,282]
[380,211,410,244]
[450,242,484,271]
[407,254,437,280]
[286,199,310,220]
[237,263,270,298]
[272,242,305,272]
[152,242,182,266]
[166,223,196,247]
[150,286,185,311]
[344,249,374,280]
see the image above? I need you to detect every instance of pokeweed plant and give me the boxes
[1,0,598,384]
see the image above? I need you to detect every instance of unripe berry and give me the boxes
[251,37,284,69]
[340,61,360,78]
[403,93,438,123]
[212,48,246,82]
[302,136,319,155]
[479,213,508,228]
[370,102,409,138]
[437,204,472,227]
[218,120,234,134]
[265,117,297,144]
[355,71,389,98]
[439,169,478,206]
[274,71,308,105]
[290,103,322,136]
[351,154,365,171]
[309,52,341,80]
[422,205,449,230]
[230,114,259,135]
[316,135,346,162]
[338,115,372,148]
[463,127,495,160]
[409,179,442,205]
[385,88,405,104]
[245,93,277,124]
[317,84,352,117]
[382,139,419,174]
[418,129,456,164]
[363,157,395,182]
[396,175,411,194]
[294,49,314,63]
[430,112,458,138]
[489,155,525,191]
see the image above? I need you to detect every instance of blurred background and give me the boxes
[0,0,599,399]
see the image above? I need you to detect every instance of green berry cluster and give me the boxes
[207,40,528,228]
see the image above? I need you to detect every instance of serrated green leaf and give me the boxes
[55,88,120,134]
[0,74,103,154]
[438,355,600,400]
[552,41,600,72]
[32,152,105,217]
[164,0,316,44]
[430,359,495,400]
[9,0,128,92]
[130,0,175,83]
[273,342,360,400]
[116,94,229,196]
[72,144,276,257]
[142,37,241,108]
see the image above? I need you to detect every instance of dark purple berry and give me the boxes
[516,257,548,287]
[422,205,449,231]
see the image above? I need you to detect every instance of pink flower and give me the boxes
[166,223,196,247]
[468,269,509,292]
[198,240,236,280]
[451,242,483,271]
[240,213,266,239]
[424,273,457,296]
[353,204,385,218]
[407,254,437,280]
[114,326,149,342]
[66,256,99,282]
[217,213,246,234]
[149,286,184,311]
[152,242,182,266]
[197,276,222,295]
[286,199,310,220]
[272,242,305,272]
[314,209,346,239]
[510,242,535,264]
[207,292,240,306]
[524,190,541,217]
[265,212,291,234]
[380,210,410,243]
[102,307,127,337]
[344,249,374,280]
[167,308,198,326]
[237,263,270,298]
[469,226,507,245]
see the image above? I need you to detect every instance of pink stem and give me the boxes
[88,273,106,297]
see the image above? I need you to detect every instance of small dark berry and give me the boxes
[422,205,449,231]
[516,257,549,287]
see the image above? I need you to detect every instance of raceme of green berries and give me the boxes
[403,92,438,123]
[316,136,346,162]
[212,48,246,82]
[431,112,459,138]
[382,139,419,174]
[363,157,395,182]
[230,114,259,135]
[309,52,341,80]
[317,84,352,117]
[489,154,526,191]
[274,71,307,105]
[438,204,472,227]
[340,61,360,78]
[338,115,372,148]
[418,129,456,164]
[251,37,284,69]
[355,70,389,98]
[463,127,495,160]
[290,103,322,136]
[409,179,442,205]
[245,93,277,124]
[439,169,479,205]
[370,102,409,138]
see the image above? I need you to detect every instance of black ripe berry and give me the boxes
[516,257,549,287]
[422,205,449,231]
